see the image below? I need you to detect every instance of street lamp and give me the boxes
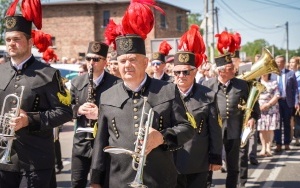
[276,21,289,61]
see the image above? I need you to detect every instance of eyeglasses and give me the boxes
[173,69,195,76]
[151,62,162,66]
[86,57,105,62]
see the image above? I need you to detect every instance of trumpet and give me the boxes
[104,97,154,188]
[0,86,25,164]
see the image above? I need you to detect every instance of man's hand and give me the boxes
[209,164,222,171]
[246,118,256,130]
[90,184,102,188]
[78,102,98,120]
[10,109,29,131]
[144,127,164,155]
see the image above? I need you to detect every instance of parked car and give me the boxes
[0,45,43,61]
[50,63,81,90]
[50,63,81,79]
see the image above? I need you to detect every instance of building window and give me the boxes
[103,10,110,27]
[176,16,182,31]
[160,14,166,28]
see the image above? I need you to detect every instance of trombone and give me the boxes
[0,86,25,164]
[104,97,154,188]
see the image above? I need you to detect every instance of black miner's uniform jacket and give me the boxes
[90,76,194,188]
[0,56,73,172]
[70,72,120,158]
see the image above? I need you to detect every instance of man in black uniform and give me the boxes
[173,50,222,188]
[70,41,120,188]
[203,54,260,188]
[0,14,73,188]
[151,41,173,82]
[90,35,194,188]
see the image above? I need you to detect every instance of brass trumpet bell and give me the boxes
[237,48,280,81]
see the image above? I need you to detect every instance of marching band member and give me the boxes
[151,40,173,82]
[0,1,72,187]
[173,25,222,188]
[90,1,194,187]
[70,41,120,188]
[203,31,260,188]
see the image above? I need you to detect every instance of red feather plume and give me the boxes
[104,19,124,49]
[31,30,52,53]
[232,32,241,50]
[178,24,206,68]
[6,0,42,30]
[215,31,241,54]
[122,0,165,39]
[159,40,172,56]
[43,47,58,63]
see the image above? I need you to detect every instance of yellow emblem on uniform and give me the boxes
[93,122,98,138]
[186,112,197,129]
[5,17,16,29]
[91,43,101,53]
[119,38,133,52]
[218,114,222,127]
[152,52,160,59]
[57,90,71,106]
[178,54,190,63]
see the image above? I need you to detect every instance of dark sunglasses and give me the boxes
[86,57,105,62]
[151,62,162,66]
[173,69,195,76]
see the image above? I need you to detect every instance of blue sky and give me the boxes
[162,0,300,50]
[46,0,300,50]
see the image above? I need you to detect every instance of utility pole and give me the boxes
[209,0,215,63]
[204,0,209,58]
[215,7,219,34]
[286,21,289,62]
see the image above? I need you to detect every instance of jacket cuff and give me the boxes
[160,129,182,151]
[90,169,105,185]
[27,112,41,131]
[209,153,222,165]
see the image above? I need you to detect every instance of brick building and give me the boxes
[42,0,190,60]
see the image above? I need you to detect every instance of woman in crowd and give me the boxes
[257,73,280,156]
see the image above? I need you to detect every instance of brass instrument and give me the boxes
[237,48,280,148]
[0,86,25,164]
[104,97,154,188]
[75,66,95,140]
[239,82,265,148]
[237,48,280,80]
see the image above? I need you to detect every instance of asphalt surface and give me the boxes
[56,121,300,188]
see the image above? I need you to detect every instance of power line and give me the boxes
[249,0,300,10]
[218,0,276,30]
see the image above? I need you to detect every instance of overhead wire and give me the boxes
[219,0,276,30]
[249,0,300,10]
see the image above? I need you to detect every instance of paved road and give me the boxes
[56,122,300,188]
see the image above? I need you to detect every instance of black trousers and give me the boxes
[0,168,56,188]
[71,155,91,188]
[55,139,63,168]
[223,130,241,188]
[239,141,249,186]
[176,172,208,188]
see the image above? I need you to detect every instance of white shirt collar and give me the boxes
[12,55,32,70]
[124,75,147,92]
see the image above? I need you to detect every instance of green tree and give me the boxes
[0,0,11,44]
[241,39,271,61]
[187,13,204,35]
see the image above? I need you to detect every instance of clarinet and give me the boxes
[85,65,96,140]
